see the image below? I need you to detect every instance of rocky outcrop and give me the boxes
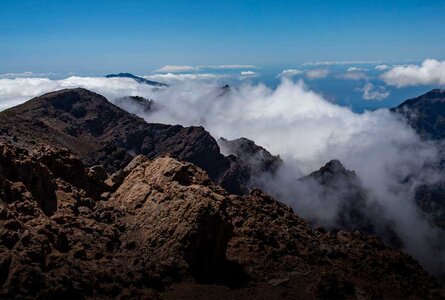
[217,137,282,195]
[114,95,156,113]
[302,160,402,246]
[0,144,443,299]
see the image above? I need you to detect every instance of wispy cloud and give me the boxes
[355,82,390,101]
[381,59,445,87]
[306,69,329,79]
[0,71,55,79]
[277,69,303,78]
[240,70,256,76]
[155,65,199,73]
[145,73,230,82]
[155,64,258,73]
[303,60,385,66]
[375,64,390,71]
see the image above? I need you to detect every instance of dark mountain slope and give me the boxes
[105,72,167,87]
[303,160,401,246]
[392,89,445,140]
[0,88,231,184]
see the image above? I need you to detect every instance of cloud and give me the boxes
[355,82,390,101]
[155,65,199,73]
[381,59,445,87]
[0,71,55,79]
[240,70,257,76]
[278,69,303,78]
[0,76,157,110]
[347,67,368,72]
[306,69,329,79]
[303,60,385,66]
[154,64,258,73]
[206,64,258,70]
[375,64,390,71]
[338,71,368,81]
[145,73,230,83]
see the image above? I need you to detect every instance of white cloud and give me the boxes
[381,59,445,87]
[0,76,157,110]
[278,69,303,78]
[306,69,329,79]
[155,64,258,73]
[355,82,390,101]
[240,70,256,76]
[155,65,199,73]
[304,60,385,66]
[205,64,257,70]
[338,71,368,81]
[0,71,55,79]
[375,64,389,71]
[145,73,229,83]
[347,67,368,72]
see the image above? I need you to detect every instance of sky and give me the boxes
[1,0,445,74]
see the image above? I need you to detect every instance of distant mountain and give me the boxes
[105,72,167,87]
[392,89,445,140]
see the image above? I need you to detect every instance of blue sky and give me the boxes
[1,0,444,74]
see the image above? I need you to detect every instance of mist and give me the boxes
[0,75,444,276]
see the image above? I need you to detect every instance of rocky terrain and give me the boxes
[0,88,252,195]
[0,143,443,299]
[0,88,444,299]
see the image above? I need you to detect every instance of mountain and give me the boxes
[105,72,167,87]
[114,95,156,113]
[303,160,402,246]
[217,137,282,195]
[392,89,445,140]
[0,88,248,192]
[392,89,445,242]
[1,144,443,299]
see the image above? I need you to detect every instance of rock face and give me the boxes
[0,144,444,299]
[392,89,445,140]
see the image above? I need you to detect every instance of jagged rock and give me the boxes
[218,137,282,195]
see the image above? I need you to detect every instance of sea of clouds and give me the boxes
[0,58,445,275]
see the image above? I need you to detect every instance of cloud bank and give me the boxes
[382,59,445,87]
[155,64,258,73]
[0,75,443,276]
